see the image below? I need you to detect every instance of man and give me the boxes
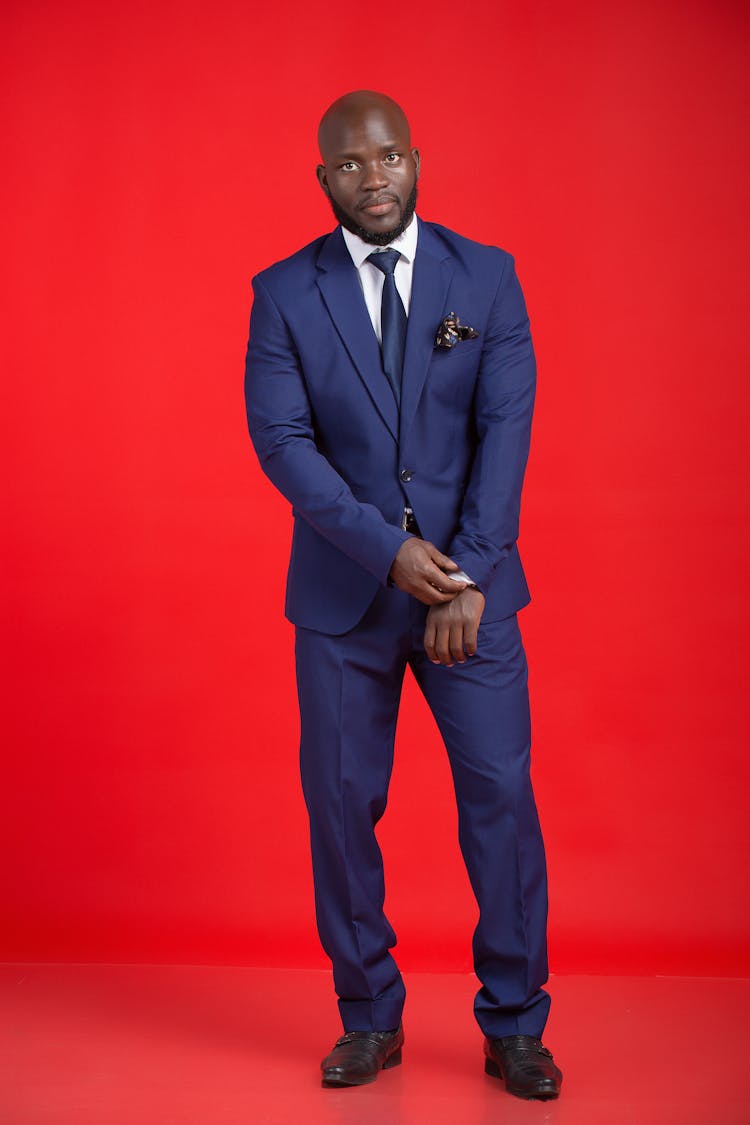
[244,90,562,1101]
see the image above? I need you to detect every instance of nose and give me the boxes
[360,160,389,192]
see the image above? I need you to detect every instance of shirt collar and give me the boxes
[341,213,419,270]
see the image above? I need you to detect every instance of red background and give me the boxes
[3,1,749,976]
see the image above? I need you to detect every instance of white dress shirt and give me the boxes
[341,215,418,344]
[339,214,475,590]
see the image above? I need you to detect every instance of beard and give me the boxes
[329,183,418,245]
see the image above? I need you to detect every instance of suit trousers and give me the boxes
[294,583,551,1040]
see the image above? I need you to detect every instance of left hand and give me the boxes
[424,587,486,666]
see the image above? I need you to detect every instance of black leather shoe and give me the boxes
[321,1025,404,1087]
[484,1034,562,1100]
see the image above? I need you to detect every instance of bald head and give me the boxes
[316,90,420,245]
[318,90,411,160]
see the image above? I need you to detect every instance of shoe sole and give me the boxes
[322,1048,402,1087]
[484,1056,560,1100]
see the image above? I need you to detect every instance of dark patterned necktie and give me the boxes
[367,249,407,405]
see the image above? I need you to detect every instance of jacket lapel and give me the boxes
[316,228,399,442]
[399,221,454,443]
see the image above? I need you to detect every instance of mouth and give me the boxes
[359,196,398,216]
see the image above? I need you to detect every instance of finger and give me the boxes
[463,616,479,657]
[424,620,438,663]
[450,622,466,664]
[429,547,460,572]
[434,622,453,667]
[417,584,458,606]
[406,580,454,606]
[422,561,466,594]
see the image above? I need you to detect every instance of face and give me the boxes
[317,104,420,245]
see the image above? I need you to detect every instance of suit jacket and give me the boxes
[244,218,536,635]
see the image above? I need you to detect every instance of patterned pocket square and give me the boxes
[435,312,480,349]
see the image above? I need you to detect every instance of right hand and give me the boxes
[388,538,466,605]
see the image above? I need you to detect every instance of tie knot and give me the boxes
[367,249,401,276]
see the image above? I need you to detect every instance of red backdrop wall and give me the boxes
[3,0,749,976]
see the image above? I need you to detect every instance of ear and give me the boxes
[316,164,330,197]
[411,148,421,179]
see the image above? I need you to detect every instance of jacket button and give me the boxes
[400,469,413,483]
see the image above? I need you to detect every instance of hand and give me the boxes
[389,538,466,605]
[424,587,486,666]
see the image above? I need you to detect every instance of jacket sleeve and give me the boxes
[447,254,536,593]
[244,274,410,584]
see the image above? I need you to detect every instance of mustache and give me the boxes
[328,183,418,246]
[357,193,398,210]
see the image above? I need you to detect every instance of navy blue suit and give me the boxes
[244,218,551,1038]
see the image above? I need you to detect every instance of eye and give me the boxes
[384,153,401,163]
[340,161,357,172]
